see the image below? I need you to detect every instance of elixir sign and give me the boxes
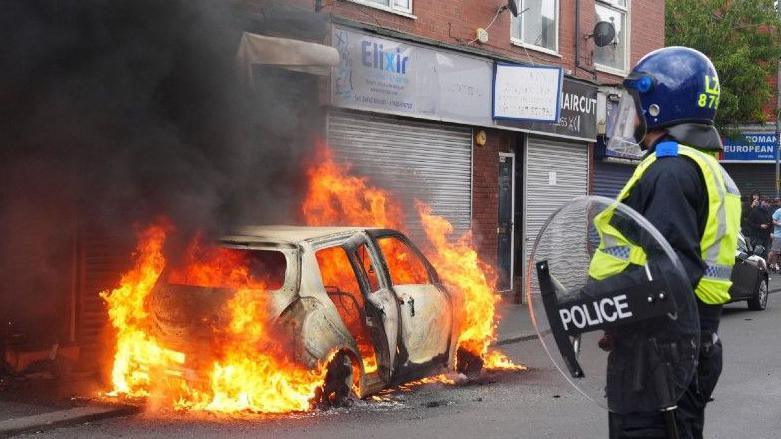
[332,26,493,126]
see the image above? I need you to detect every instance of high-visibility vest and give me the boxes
[588,141,741,305]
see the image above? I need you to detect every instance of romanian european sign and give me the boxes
[720,133,778,163]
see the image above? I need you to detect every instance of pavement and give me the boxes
[0,376,137,438]
[494,298,537,346]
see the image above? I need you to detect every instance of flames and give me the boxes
[101,225,329,414]
[302,144,520,371]
[101,141,522,415]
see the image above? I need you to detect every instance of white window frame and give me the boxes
[348,0,416,19]
[594,0,630,76]
[510,0,561,57]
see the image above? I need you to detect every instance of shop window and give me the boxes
[377,237,430,285]
[511,0,559,54]
[594,0,629,74]
[349,0,412,15]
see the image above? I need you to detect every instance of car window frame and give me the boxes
[366,229,440,286]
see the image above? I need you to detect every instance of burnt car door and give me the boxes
[731,235,758,300]
[368,230,453,376]
[342,234,401,385]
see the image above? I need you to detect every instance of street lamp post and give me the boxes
[776,59,781,200]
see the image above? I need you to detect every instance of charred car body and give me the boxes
[149,226,469,404]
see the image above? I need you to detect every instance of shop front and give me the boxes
[493,75,598,295]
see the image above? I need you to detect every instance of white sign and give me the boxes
[493,63,563,122]
[548,171,557,186]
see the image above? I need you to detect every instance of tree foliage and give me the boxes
[666,0,781,127]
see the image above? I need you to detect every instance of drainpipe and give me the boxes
[575,0,597,79]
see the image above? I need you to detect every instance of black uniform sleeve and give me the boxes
[621,156,708,288]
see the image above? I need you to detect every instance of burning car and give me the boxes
[146,225,474,408]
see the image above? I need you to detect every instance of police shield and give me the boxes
[526,195,700,414]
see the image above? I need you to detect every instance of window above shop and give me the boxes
[348,0,414,17]
[511,0,559,55]
[594,0,629,75]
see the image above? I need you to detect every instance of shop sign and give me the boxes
[495,78,598,142]
[331,26,493,127]
[493,63,563,122]
[720,133,778,163]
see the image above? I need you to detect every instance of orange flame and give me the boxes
[302,143,404,230]
[301,143,521,371]
[101,224,329,413]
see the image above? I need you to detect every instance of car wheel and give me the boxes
[312,351,355,409]
[748,279,768,311]
[456,347,483,378]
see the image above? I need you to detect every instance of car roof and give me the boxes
[223,225,379,245]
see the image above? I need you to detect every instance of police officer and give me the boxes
[591,47,741,438]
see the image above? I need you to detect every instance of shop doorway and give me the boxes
[497,152,515,292]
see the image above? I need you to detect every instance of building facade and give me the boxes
[238,0,666,300]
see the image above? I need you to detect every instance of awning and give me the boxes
[236,31,339,80]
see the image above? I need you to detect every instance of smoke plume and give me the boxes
[0,0,321,340]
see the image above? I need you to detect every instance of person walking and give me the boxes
[769,199,781,272]
[591,46,741,438]
[748,198,771,253]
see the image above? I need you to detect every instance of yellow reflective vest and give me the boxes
[588,142,741,305]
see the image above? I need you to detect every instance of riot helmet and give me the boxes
[607,47,722,154]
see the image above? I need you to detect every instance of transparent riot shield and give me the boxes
[526,195,700,415]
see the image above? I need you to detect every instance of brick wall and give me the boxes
[471,129,513,273]
[260,0,665,83]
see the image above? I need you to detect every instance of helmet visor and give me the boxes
[606,92,645,159]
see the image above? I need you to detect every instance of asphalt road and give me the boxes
[23,285,781,439]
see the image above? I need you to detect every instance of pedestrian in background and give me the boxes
[748,198,771,254]
[770,198,781,272]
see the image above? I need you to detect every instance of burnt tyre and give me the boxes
[456,347,483,378]
[748,278,769,311]
[312,351,355,409]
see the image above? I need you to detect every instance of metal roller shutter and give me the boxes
[327,110,472,241]
[722,164,776,199]
[524,136,589,290]
[592,161,636,199]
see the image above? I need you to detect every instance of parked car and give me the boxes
[148,226,473,406]
[728,233,769,310]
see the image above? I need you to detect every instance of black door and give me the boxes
[497,154,515,291]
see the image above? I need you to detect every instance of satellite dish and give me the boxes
[507,0,521,17]
[592,21,617,47]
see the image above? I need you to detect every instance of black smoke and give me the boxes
[0,0,323,343]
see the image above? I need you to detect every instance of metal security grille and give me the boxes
[592,160,636,199]
[524,136,589,274]
[327,110,472,241]
[721,163,776,199]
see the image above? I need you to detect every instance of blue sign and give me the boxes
[721,133,778,162]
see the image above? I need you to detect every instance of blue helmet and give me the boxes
[607,47,721,154]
